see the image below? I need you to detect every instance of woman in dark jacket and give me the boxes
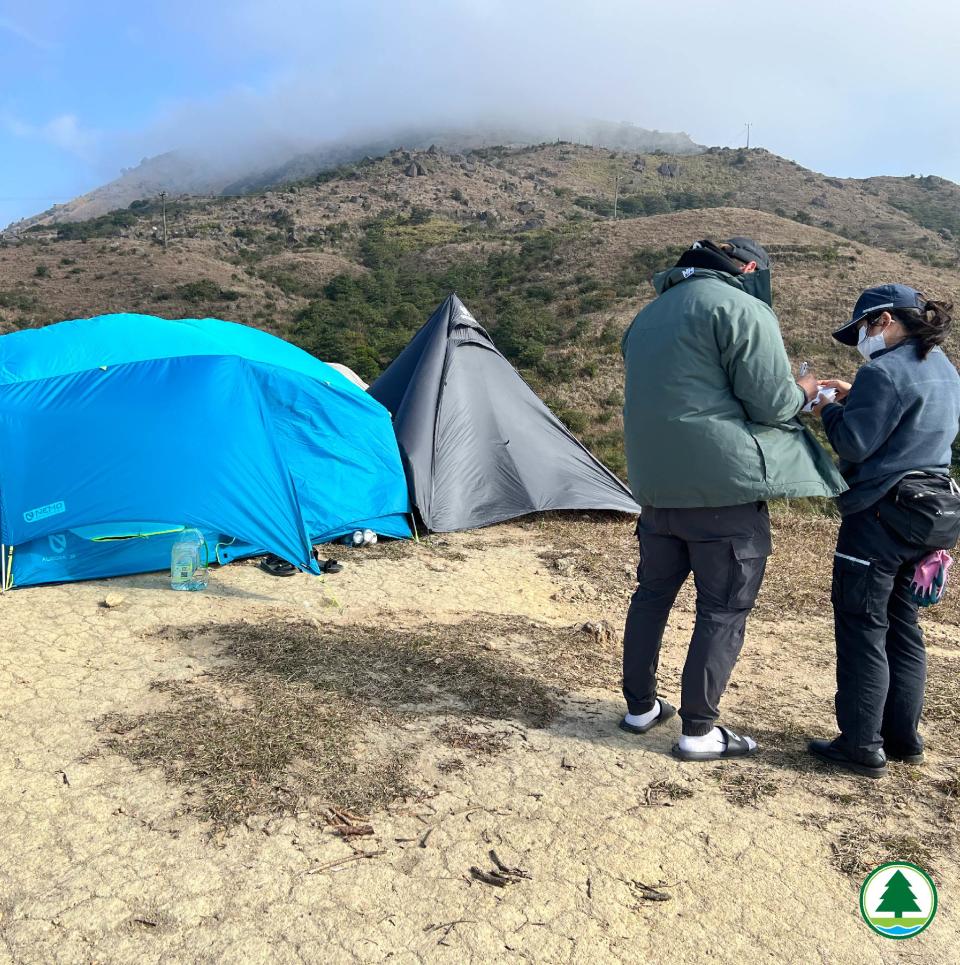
[807,284,960,778]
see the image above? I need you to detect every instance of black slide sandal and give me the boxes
[618,698,677,734]
[671,725,758,761]
[321,559,342,574]
[259,554,299,577]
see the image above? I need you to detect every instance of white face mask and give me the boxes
[857,324,886,360]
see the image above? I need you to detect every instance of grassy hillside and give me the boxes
[3,142,960,476]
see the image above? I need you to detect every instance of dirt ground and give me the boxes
[1,514,957,964]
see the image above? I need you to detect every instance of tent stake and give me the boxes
[4,546,11,592]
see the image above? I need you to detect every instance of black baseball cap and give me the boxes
[722,237,771,270]
[832,284,925,346]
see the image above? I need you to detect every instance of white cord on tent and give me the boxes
[215,536,238,565]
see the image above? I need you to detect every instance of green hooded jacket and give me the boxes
[621,267,847,508]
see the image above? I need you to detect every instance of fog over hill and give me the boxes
[3,119,701,232]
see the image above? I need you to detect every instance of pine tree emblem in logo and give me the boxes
[860,862,938,938]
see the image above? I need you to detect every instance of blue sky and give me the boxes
[2,0,959,228]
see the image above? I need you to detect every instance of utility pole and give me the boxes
[613,173,620,221]
[159,191,168,249]
[745,123,751,149]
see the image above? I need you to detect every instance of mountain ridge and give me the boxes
[3,120,703,233]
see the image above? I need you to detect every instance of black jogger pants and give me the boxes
[622,503,771,736]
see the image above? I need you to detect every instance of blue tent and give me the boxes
[0,313,411,588]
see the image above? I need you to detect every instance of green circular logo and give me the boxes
[859,862,938,939]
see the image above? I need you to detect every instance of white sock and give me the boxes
[678,727,757,753]
[624,700,662,729]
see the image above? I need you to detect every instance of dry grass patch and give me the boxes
[640,780,695,806]
[434,723,511,756]
[521,511,639,597]
[99,615,603,827]
[193,619,563,724]
[757,507,838,617]
[926,655,960,728]
[714,768,779,808]
[100,675,412,828]
[932,770,960,800]
[342,534,468,566]
[831,826,939,877]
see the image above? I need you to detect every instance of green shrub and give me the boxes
[406,205,433,226]
[290,217,576,383]
[583,428,627,477]
[579,289,616,314]
[554,406,588,434]
[52,209,139,240]
[0,289,38,310]
[172,279,240,303]
[314,164,358,185]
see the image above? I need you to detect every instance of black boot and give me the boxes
[808,739,887,779]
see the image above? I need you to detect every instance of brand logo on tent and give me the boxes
[48,533,68,554]
[859,862,938,938]
[23,501,66,524]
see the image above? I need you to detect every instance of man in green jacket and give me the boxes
[619,238,846,761]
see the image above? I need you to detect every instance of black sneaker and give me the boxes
[808,739,887,779]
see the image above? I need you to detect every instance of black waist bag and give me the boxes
[878,474,960,549]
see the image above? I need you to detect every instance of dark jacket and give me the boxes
[621,267,846,507]
[821,339,960,516]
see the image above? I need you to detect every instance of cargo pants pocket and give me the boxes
[728,537,769,609]
[831,552,877,613]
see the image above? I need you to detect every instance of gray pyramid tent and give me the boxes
[369,294,640,532]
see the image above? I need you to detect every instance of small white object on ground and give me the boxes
[102,594,125,608]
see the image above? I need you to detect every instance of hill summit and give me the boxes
[4,120,702,232]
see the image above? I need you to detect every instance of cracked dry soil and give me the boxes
[1,518,957,964]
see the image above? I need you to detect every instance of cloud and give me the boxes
[9,0,960,197]
[3,112,100,163]
[42,114,99,158]
[104,0,959,185]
